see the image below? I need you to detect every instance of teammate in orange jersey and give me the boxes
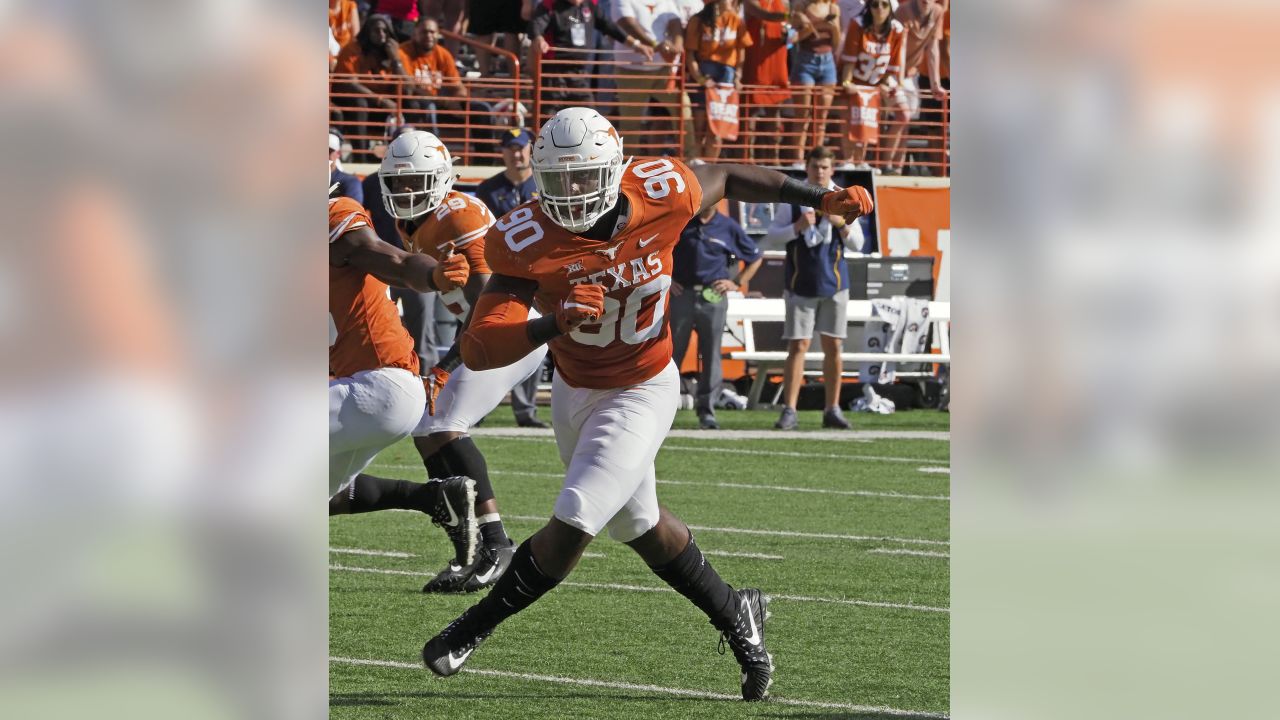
[327,179,482,569]
[421,108,873,701]
[351,130,546,593]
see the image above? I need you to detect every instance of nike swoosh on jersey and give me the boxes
[637,233,659,247]
[742,602,761,646]
[446,647,474,670]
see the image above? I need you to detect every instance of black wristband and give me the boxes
[526,313,562,347]
[779,176,828,208]
[436,343,464,373]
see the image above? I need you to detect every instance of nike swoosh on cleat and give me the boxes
[446,647,473,670]
[472,563,499,584]
[441,495,459,528]
[637,233,659,248]
[742,602,761,646]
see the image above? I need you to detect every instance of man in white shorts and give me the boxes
[765,145,863,430]
[419,108,874,701]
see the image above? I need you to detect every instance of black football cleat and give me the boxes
[718,588,774,701]
[462,540,516,593]
[423,609,492,677]
[422,559,471,594]
[424,476,478,567]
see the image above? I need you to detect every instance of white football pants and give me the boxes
[551,361,679,542]
[329,367,424,498]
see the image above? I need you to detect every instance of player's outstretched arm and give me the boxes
[329,225,465,294]
[461,274,606,371]
[692,163,875,223]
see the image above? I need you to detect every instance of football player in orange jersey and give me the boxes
[328,178,483,569]
[355,130,547,593]
[421,108,874,701]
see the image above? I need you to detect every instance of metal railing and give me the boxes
[530,46,691,158]
[329,42,949,174]
[329,72,529,165]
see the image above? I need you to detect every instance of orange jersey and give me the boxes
[485,157,703,390]
[686,10,753,68]
[840,15,907,85]
[329,196,419,378]
[401,190,496,317]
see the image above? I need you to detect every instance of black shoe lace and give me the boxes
[441,611,489,650]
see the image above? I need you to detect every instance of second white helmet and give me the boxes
[531,108,625,233]
[379,130,455,220]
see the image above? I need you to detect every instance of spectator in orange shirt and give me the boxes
[685,0,753,161]
[838,0,908,172]
[332,15,412,155]
[402,17,466,97]
[400,18,496,160]
[742,0,792,166]
[329,0,362,49]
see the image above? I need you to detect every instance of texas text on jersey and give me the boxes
[399,190,495,317]
[329,196,419,378]
[484,157,702,389]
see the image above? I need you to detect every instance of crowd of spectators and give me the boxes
[329,0,949,172]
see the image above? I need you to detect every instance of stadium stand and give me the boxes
[329,3,949,172]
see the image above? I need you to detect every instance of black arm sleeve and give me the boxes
[692,163,831,213]
[436,343,464,373]
[526,314,562,346]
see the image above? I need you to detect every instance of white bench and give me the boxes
[725,298,951,408]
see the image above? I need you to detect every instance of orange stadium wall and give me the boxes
[875,184,951,303]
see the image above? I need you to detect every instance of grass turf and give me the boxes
[331,408,950,718]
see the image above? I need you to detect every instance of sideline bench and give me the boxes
[725,298,951,408]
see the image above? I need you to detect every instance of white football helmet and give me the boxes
[379,130,455,220]
[531,108,626,232]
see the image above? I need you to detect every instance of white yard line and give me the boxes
[370,510,949,547]
[493,516,953,548]
[703,550,784,560]
[918,467,951,474]
[329,547,415,559]
[466,426,950,442]
[659,479,949,501]
[682,522,950,547]
[465,434,949,465]
[328,547,604,560]
[869,548,951,559]
[370,465,949,500]
[330,565,948,614]
[329,656,949,718]
[332,564,424,577]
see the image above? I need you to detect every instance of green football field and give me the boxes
[330,408,950,719]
